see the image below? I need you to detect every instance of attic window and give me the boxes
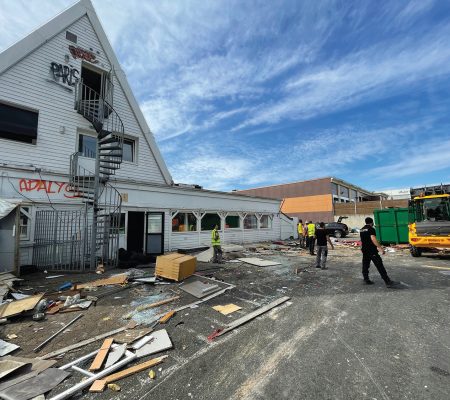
[66,31,77,43]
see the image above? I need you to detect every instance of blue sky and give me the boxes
[1,0,450,192]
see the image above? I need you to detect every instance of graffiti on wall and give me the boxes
[50,62,80,87]
[68,45,98,64]
[19,178,79,199]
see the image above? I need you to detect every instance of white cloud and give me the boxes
[236,24,450,130]
[368,137,450,179]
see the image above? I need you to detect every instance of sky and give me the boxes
[1,0,450,192]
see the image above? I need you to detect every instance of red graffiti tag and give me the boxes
[18,178,79,199]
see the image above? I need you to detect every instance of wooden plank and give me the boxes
[0,294,44,318]
[89,355,168,392]
[212,304,241,315]
[135,296,180,312]
[89,338,114,371]
[75,274,128,290]
[159,310,175,323]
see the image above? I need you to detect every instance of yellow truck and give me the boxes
[408,184,450,256]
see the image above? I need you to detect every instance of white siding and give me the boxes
[0,16,166,185]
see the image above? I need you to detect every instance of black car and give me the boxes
[322,221,349,238]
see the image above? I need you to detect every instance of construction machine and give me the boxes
[408,184,450,256]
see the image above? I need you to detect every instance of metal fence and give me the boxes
[33,207,90,271]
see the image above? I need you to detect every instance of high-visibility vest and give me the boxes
[307,223,316,237]
[297,224,303,234]
[211,228,220,246]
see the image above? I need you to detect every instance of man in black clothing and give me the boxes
[315,222,334,269]
[360,217,400,287]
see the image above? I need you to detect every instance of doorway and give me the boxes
[127,211,145,254]
[146,212,164,255]
[81,66,102,94]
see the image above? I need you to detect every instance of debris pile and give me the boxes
[0,249,291,399]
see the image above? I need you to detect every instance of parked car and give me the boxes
[322,221,349,238]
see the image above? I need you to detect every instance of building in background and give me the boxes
[234,177,387,223]
[381,188,411,200]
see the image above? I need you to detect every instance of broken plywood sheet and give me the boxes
[135,329,172,358]
[212,304,242,315]
[104,344,127,369]
[0,339,19,357]
[75,274,128,289]
[237,258,281,267]
[0,368,70,400]
[0,294,44,319]
[0,359,30,380]
[179,280,220,299]
[196,248,213,263]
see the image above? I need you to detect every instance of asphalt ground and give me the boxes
[3,245,450,400]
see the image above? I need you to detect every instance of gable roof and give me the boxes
[0,0,173,185]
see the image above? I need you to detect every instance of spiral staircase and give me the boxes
[69,80,124,269]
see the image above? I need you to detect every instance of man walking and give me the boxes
[298,220,304,248]
[315,222,334,269]
[360,217,400,287]
[307,221,316,255]
[211,224,223,263]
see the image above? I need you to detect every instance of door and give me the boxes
[127,211,145,253]
[0,210,16,272]
[146,212,164,255]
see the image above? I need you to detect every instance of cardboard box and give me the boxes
[155,253,196,281]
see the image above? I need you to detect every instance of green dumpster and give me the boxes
[374,208,409,245]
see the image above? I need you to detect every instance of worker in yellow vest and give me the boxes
[307,221,316,255]
[211,224,223,263]
[297,220,305,248]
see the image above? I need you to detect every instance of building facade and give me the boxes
[235,177,386,223]
[0,0,292,273]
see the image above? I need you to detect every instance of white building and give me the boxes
[0,0,294,273]
[379,188,411,200]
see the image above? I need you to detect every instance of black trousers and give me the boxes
[362,252,390,283]
[212,245,222,263]
[308,237,315,254]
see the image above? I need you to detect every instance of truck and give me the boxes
[408,184,450,256]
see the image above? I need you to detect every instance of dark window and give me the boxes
[66,31,77,43]
[123,139,135,162]
[225,215,240,229]
[201,213,221,231]
[0,103,38,144]
[78,134,96,158]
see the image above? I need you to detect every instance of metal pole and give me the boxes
[90,133,101,270]
[33,314,83,352]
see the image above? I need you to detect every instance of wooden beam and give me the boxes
[135,296,180,312]
[89,338,114,371]
[89,355,168,392]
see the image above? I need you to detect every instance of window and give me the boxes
[0,103,38,144]
[244,214,257,229]
[172,212,197,232]
[340,186,349,198]
[119,213,125,234]
[331,183,338,196]
[123,138,135,162]
[78,134,96,158]
[201,213,221,231]
[260,215,272,229]
[66,31,77,43]
[19,207,31,240]
[225,215,240,229]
